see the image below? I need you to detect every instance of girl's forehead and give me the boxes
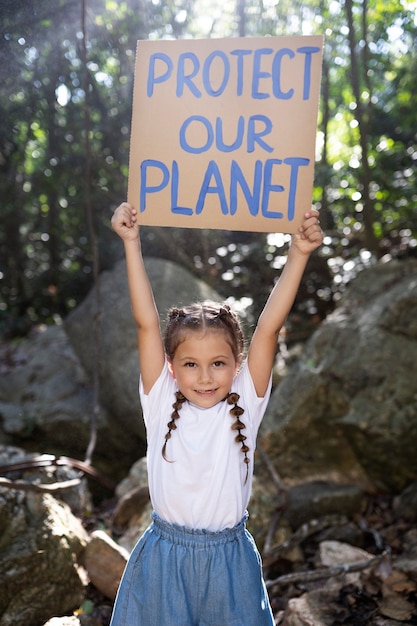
[174,329,234,353]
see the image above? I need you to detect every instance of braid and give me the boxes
[227,392,250,484]
[216,305,245,358]
[162,390,186,462]
[161,390,249,483]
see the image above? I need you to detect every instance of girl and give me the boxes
[110,202,323,625]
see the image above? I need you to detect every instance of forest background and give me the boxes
[1,0,416,341]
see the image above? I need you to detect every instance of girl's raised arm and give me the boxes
[247,209,323,398]
[111,202,165,393]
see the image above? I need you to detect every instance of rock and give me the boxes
[393,481,417,522]
[284,481,365,529]
[112,457,153,552]
[320,540,374,582]
[115,501,153,554]
[394,529,417,579]
[43,617,101,626]
[260,259,417,492]
[283,587,340,626]
[279,541,378,625]
[247,473,284,550]
[115,456,148,499]
[0,326,102,460]
[43,618,81,626]
[248,478,364,559]
[81,530,128,601]
[65,257,221,446]
[0,444,93,517]
[112,485,150,530]
[0,488,89,626]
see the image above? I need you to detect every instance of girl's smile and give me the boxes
[168,330,241,409]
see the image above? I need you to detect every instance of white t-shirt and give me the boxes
[140,359,272,532]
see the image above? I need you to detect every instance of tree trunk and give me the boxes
[237,0,246,37]
[345,0,380,256]
[317,55,335,232]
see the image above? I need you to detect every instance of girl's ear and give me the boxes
[167,359,175,378]
[234,353,244,375]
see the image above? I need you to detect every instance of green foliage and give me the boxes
[0,0,416,339]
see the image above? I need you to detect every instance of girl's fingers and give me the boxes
[112,203,137,227]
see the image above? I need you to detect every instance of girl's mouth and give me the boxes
[195,388,217,396]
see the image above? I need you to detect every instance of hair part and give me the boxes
[164,301,245,361]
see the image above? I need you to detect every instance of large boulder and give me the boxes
[0,486,89,625]
[65,257,221,443]
[0,325,106,459]
[260,258,417,492]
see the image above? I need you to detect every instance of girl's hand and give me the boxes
[111,202,139,241]
[291,209,323,255]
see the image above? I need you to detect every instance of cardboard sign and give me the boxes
[128,35,323,233]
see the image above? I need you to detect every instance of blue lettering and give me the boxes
[139,157,310,222]
[202,51,230,96]
[284,157,310,220]
[179,115,214,153]
[297,46,320,100]
[140,159,169,212]
[252,48,273,99]
[171,160,193,215]
[272,48,295,99]
[247,115,274,153]
[196,161,229,215]
[147,45,321,100]
[230,49,252,96]
[215,116,244,152]
[177,52,201,97]
[261,159,284,218]
[230,160,262,216]
[147,53,173,97]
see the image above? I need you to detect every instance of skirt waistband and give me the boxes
[151,511,248,547]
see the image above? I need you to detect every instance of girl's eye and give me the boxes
[213,361,225,367]
[184,362,196,368]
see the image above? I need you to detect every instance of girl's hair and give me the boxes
[162,301,250,482]
[163,301,244,361]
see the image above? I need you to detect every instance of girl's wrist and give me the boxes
[288,239,310,255]
[123,235,141,248]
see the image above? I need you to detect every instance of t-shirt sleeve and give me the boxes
[139,360,175,430]
[235,360,272,433]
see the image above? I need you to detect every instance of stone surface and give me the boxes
[65,257,221,444]
[81,530,128,601]
[0,488,89,626]
[260,259,417,492]
[0,325,101,459]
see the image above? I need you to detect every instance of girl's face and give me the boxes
[168,330,241,408]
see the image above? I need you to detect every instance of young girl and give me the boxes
[110,202,322,625]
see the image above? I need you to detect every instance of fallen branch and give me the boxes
[0,453,115,490]
[265,550,390,589]
[0,476,82,493]
[263,514,349,568]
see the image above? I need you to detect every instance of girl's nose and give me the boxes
[199,367,212,383]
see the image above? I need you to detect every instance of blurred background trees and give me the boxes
[1,0,416,339]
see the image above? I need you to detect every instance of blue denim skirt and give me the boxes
[110,511,274,626]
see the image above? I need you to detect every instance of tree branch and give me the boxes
[266,550,390,589]
[0,476,81,493]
